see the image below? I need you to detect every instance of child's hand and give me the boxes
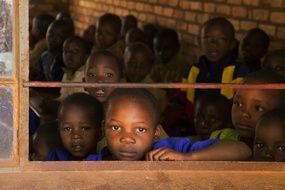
[146,147,185,161]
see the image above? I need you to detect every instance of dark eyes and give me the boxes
[233,100,242,107]
[277,146,285,151]
[87,73,113,78]
[63,127,72,132]
[255,142,264,149]
[111,125,121,131]
[136,128,147,133]
[255,106,265,112]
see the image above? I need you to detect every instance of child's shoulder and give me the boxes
[45,148,74,161]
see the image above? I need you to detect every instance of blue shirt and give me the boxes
[85,137,219,161]
[46,148,78,161]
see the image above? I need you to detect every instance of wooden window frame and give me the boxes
[0,1,284,189]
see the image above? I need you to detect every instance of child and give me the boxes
[93,13,125,59]
[29,14,54,74]
[232,70,285,148]
[149,28,188,83]
[36,20,74,82]
[239,28,270,73]
[124,42,167,113]
[253,109,285,162]
[121,15,138,38]
[85,88,251,161]
[262,49,285,78]
[58,36,90,100]
[124,42,154,83]
[125,28,145,47]
[183,17,249,103]
[84,50,123,103]
[194,93,237,141]
[46,93,104,161]
[30,122,61,161]
[142,23,158,51]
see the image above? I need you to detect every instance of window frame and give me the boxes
[0,0,285,189]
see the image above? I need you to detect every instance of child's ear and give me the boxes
[154,124,162,140]
[230,39,238,51]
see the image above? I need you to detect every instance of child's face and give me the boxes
[124,49,152,82]
[232,89,281,139]
[154,37,178,64]
[59,105,100,158]
[96,22,119,49]
[201,25,234,62]
[254,121,285,162]
[63,40,87,72]
[85,56,121,102]
[263,59,285,78]
[46,24,66,50]
[104,98,160,161]
[194,102,226,140]
[241,34,267,62]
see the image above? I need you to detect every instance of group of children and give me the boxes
[28,12,285,162]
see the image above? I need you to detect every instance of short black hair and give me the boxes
[155,28,180,47]
[49,19,75,37]
[64,36,91,54]
[243,70,285,107]
[257,108,285,129]
[201,17,235,40]
[245,28,270,49]
[196,93,231,119]
[58,93,104,127]
[99,13,121,34]
[105,88,160,124]
[243,70,285,84]
[34,14,55,38]
[86,50,124,78]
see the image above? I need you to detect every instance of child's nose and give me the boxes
[241,106,251,119]
[120,132,136,144]
[72,129,81,139]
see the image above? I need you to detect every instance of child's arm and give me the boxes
[146,140,252,161]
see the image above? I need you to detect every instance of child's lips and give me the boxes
[95,89,105,97]
[235,122,252,131]
[72,144,84,152]
[118,151,137,158]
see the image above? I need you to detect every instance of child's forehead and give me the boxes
[203,24,231,37]
[108,97,153,113]
[88,56,119,70]
[257,121,285,137]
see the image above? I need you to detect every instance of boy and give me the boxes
[84,50,123,103]
[124,42,154,83]
[36,20,74,82]
[262,49,285,78]
[232,70,285,147]
[86,88,251,161]
[253,109,285,162]
[183,17,248,103]
[194,93,237,141]
[30,122,61,161]
[93,13,125,59]
[149,28,188,83]
[29,14,54,74]
[124,42,167,112]
[58,36,90,100]
[46,93,103,161]
[239,28,270,73]
[121,15,138,38]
